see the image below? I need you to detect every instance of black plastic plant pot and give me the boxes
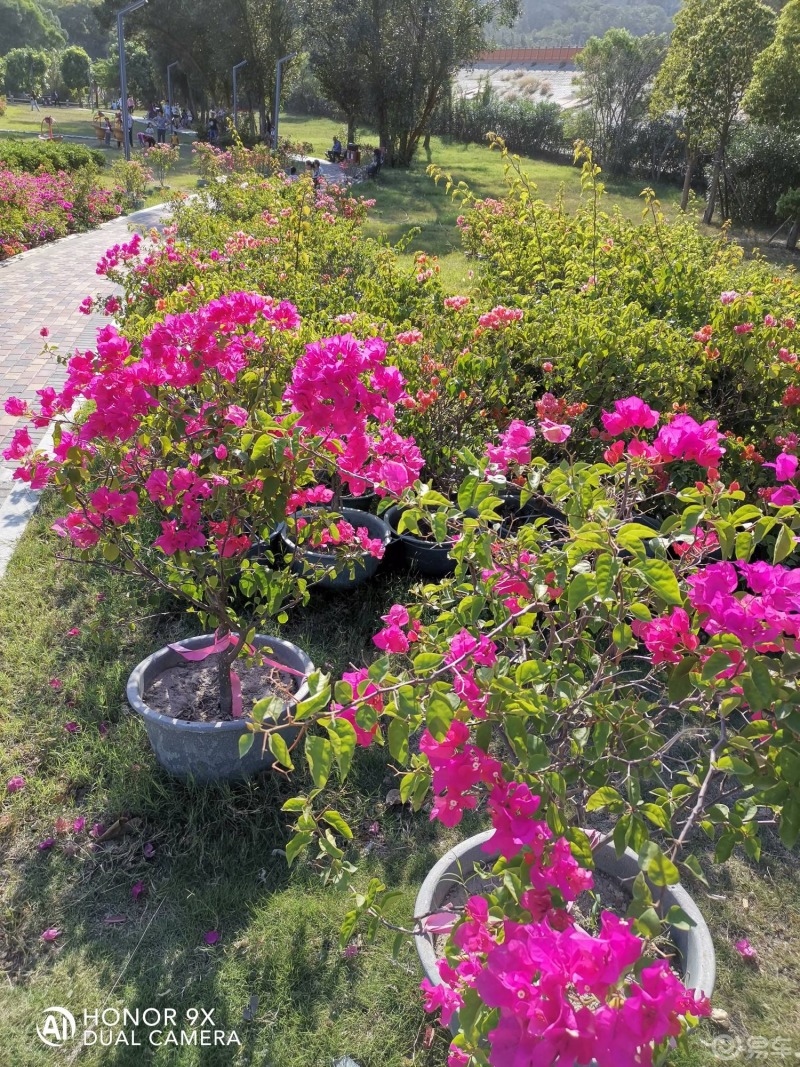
[384,504,463,578]
[496,488,567,540]
[126,633,312,782]
[279,507,392,591]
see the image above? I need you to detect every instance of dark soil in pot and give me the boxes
[144,652,298,723]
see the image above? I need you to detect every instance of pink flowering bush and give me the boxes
[269,394,800,1065]
[2,294,421,718]
[0,165,125,259]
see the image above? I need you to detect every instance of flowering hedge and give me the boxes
[0,166,125,259]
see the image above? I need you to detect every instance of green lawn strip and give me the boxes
[0,496,457,1066]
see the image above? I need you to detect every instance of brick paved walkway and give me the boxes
[0,204,166,511]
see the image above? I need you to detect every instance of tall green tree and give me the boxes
[3,46,49,94]
[300,0,369,144]
[744,0,800,128]
[651,0,775,222]
[302,0,519,166]
[0,0,65,54]
[575,29,666,175]
[59,44,91,103]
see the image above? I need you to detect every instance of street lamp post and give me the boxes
[273,52,297,149]
[232,60,247,134]
[117,0,147,161]
[167,61,178,132]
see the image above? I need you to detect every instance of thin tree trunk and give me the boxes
[680,149,696,212]
[788,220,800,252]
[704,151,722,225]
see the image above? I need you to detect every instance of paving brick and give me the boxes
[0,205,166,509]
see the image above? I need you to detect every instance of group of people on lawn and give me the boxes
[326,136,387,177]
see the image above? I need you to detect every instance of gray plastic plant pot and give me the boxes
[414,829,716,1041]
[280,508,391,591]
[126,633,312,783]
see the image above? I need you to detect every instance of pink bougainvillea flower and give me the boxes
[224,405,248,426]
[539,419,572,444]
[131,880,147,900]
[41,928,61,942]
[203,930,220,945]
[601,396,660,436]
[720,290,739,304]
[66,627,80,637]
[4,397,28,416]
[735,938,757,959]
[6,775,26,793]
[38,838,56,851]
[63,721,79,734]
[764,452,799,482]
[632,608,699,665]
[72,817,86,833]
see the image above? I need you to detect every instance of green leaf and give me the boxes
[327,718,357,780]
[637,841,680,885]
[269,731,294,770]
[634,906,663,938]
[773,523,795,565]
[305,735,333,789]
[682,853,708,886]
[595,553,619,599]
[780,795,800,848]
[412,652,444,671]
[388,717,409,762]
[665,905,697,931]
[568,572,596,612]
[701,651,735,682]
[641,803,671,832]
[285,831,313,867]
[637,558,682,606]
[281,797,307,813]
[668,655,696,701]
[586,786,625,812]
[322,810,353,840]
[426,692,454,741]
[741,655,774,713]
[251,433,273,461]
[238,731,255,758]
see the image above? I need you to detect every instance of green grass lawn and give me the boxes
[1,501,799,1066]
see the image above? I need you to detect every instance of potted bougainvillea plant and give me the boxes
[2,291,422,780]
[248,396,799,1065]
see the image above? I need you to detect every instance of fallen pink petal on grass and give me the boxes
[203,930,220,945]
[38,838,56,851]
[143,842,156,859]
[63,722,79,734]
[40,928,60,941]
[49,678,63,690]
[72,817,86,832]
[67,627,81,637]
[98,722,109,737]
[6,776,25,793]
[90,823,105,839]
[131,881,147,900]
[735,938,757,959]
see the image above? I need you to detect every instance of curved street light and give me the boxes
[117,0,147,161]
[273,52,298,149]
[232,60,247,133]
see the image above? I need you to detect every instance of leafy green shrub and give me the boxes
[0,139,105,173]
[435,87,565,158]
[719,123,800,226]
[441,140,797,467]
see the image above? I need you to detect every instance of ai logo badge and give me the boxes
[36,1007,76,1047]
